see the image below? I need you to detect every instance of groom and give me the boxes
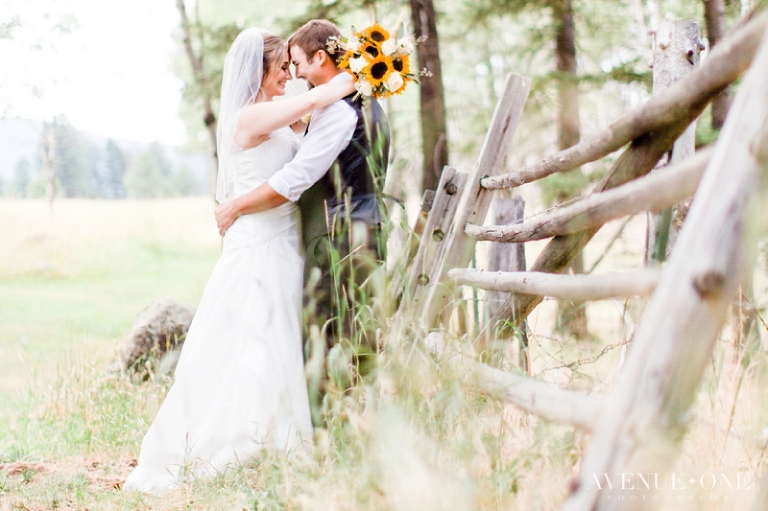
[215,19,390,377]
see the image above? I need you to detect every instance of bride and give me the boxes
[123,27,355,494]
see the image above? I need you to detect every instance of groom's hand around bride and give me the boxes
[215,184,290,236]
[215,199,239,236]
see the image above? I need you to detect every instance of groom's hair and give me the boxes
[288,19,343,67]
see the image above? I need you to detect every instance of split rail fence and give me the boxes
[391,10,768,511]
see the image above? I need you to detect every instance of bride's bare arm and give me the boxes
[234,79,354,148]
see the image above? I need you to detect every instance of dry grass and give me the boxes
[1,197,767,510]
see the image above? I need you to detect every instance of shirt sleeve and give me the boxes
[267,99,357,202]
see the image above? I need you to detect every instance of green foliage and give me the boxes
[537,167,591,206]
[124,150,168,199]
[695,105,721,148]
[0,15,21,39]
[172,166,200,196]
[181,23,242,112]
[124,142,196,199]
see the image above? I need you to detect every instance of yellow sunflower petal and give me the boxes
[364,24,390,45]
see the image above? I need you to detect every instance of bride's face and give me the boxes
[261,51,291,99]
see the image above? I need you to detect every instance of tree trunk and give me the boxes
[409,0,449,193]
[41,120,57,214]
[704,0,733,128]
[553,0,580,150]
[552,0,588,339]
[645,20,703,265]
[176,0,219,198]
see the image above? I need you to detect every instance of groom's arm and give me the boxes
[214,184,288,236]
[215,98,356,236]
[267,99,356,201]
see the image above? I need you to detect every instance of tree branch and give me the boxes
[175,0,219,182]
[480,10,768,190]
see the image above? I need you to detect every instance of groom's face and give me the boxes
[290,46,322,88]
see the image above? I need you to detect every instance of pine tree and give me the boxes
[103,140,127,199]
[52,117,90,198]
[13,159,31,198]
[124,144,176,199]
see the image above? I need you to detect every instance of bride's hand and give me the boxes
[215,199,240,236]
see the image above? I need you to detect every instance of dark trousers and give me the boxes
[302,222,386,424]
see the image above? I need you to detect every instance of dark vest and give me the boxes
[298,94,390,245]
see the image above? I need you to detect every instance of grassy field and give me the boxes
[0,198,766,510]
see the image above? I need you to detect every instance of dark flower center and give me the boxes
[393,58,403,72]
[370,31,386,42]
[371,62,390,80]
[364,45,379,58]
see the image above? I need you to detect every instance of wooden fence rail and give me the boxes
[389,8,768,511]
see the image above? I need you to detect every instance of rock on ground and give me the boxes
[109,298,195,379]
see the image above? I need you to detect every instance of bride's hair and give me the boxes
[288,19,342,66]
[262,33,288,82]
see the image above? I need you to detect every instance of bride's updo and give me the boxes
[262,32,288,78]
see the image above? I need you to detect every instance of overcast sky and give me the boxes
[0,0,186,145]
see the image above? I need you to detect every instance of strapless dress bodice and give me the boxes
[224,127,302,251]
[232,126,300,197]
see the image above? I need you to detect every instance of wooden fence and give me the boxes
[391,10,768,511]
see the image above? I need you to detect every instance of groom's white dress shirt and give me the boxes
[267,73,357,202]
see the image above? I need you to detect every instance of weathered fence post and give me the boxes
[484,194,528,369]
[410,73,531,330]
[388,189,435,306]
[485,195,526,320]
[395,167,468,317]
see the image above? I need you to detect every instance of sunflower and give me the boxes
[362,43,380,58]
[363,24,390,45]
[337,49,353,71]
[331,23,420,99]
[391,54,410,76]
[365,55,394,88]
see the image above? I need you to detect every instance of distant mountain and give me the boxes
[0,117,213,195]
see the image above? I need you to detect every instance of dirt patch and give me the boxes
[0,456,135,489]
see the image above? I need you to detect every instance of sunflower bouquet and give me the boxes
[327,23,421,99]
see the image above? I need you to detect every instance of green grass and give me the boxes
[0,198,766,511]
[0,199,220,453]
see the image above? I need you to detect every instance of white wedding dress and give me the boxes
[124,127,312,494]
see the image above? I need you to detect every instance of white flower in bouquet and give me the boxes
[397,38,414,55]
[347,37,362,52]
[381,38,397,56]
[349,56,368,74]
[384,72,404,92]
[355,79,374,97]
